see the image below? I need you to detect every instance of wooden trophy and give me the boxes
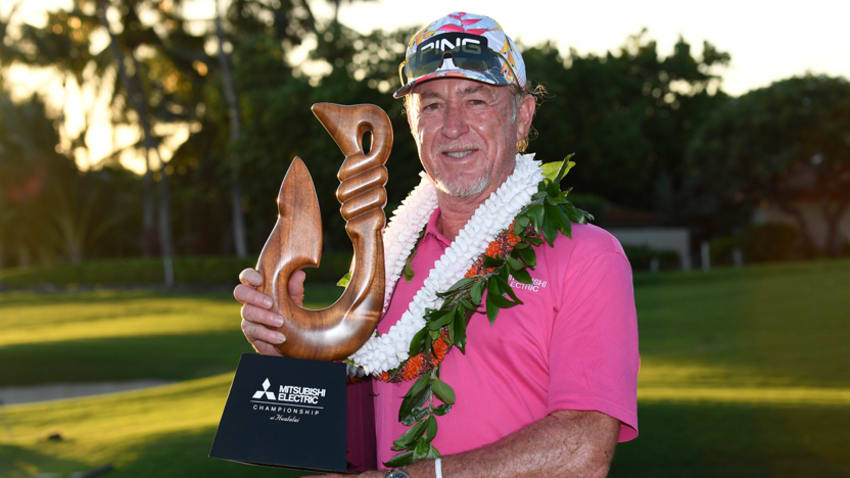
[211,103,391,473]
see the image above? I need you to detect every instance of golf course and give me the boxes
[1,259,849,477]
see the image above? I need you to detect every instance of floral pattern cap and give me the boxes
[393,12,527,98]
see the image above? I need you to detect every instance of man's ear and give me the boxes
[515,94,536,142]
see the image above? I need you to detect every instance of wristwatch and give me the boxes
[385,469,412,478]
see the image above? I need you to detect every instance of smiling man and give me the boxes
[235,12,639,477]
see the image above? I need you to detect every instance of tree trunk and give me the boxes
[776,200,817,257]
[97,0,174,286]
[822,200,849,258]
[17,244,30,268]
[141,161,156,256]
[215,0,248,258]
[59,216,84,265]
[154,148,175,285]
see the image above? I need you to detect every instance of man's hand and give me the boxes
[233,268,305,355]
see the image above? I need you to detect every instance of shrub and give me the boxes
[709,236,741,266]
[740,222,799,263]
[623,245,680,272]
[569,193,607,225]
[0,254,353,289]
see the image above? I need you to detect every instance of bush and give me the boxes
[740,222,799,263]
[706,222,800,267]
[0,253,353,289]
[709,236,741,266]
[568,193,607,225]
[623,245,680,272]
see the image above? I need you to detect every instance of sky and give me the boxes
[324,0,850,95]
[4,0,849,171]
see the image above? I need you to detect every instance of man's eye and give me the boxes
[423,103,440,111]
[469,99,486,106]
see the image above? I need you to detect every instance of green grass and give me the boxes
[614,259,850,477]
[0,375,302,477]
[0,285,343,385]
[2,260,850,476]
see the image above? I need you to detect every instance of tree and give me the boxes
[524,32,729,221]
[214,0,247,258]
[685,74,850,256]
[169,2,416,255]
[96,0,175,285]
[0,83,139,268]
[0,89,65,267]
[0,1,198,282]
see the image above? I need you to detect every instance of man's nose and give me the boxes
[440,102,469,138]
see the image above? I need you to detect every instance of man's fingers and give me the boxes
[240,304,283,328]
[241,318,286,345]
[234,283,274,309]
[238,267,263,287]
[251,339,285,357]
[236,269,304,307]
[237,267,288,358]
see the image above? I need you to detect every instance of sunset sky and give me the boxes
[4,0,848,171]
[328,0,850,96]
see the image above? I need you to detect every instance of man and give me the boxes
[235,12,638,477]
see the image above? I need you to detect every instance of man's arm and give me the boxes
[347,409,618,478]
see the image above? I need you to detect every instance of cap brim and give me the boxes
[393,69,508,99]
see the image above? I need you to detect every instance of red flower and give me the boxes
[401,354,425,381]
[432,336,449,365]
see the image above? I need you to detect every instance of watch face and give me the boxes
[386,471,411,478]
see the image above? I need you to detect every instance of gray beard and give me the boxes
[434,174,489,198]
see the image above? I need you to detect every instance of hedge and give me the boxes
[0,253,353,289]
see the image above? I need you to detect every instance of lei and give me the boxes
[344,153,591,467]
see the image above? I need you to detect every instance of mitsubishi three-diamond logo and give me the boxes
[253,378,276,400]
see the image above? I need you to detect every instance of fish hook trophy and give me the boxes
[211,103,391,473]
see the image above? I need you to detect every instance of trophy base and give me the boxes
[210,354,355,472]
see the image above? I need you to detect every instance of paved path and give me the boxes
[0,380,172,405]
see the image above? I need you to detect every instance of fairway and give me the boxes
[1,260,849,477]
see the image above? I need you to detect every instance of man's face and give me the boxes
[406,78,534,199]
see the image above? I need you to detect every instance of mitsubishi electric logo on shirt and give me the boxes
[249,377,326,422]
[509,276,548,293]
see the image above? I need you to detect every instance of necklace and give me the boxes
[347,153,543,375]
[345,153,590,467]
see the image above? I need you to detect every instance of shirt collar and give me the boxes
[424,208,451,246]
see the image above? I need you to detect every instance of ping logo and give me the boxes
[420,33,482,55]
[252,378,276,400]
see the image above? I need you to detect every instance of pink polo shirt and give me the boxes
[372,210,639,465]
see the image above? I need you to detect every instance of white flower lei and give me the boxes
[348,153,543,376]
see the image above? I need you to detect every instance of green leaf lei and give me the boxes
[382,156,592,467]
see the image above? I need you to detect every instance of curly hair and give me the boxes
[510,82,548,152]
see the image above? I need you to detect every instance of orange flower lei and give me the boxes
[375,225,522,383]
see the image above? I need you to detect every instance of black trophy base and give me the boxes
[210,353,348,472]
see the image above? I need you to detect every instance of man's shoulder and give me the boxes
[542,223,627,259]
[526,223,630,280]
